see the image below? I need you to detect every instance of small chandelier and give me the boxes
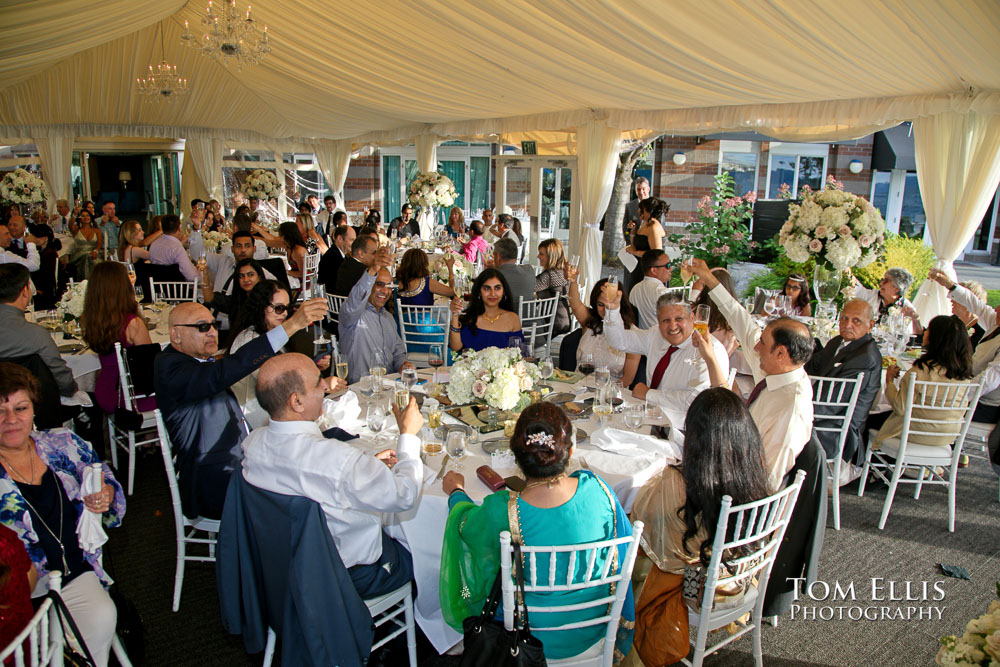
[181,1,271,71]
[136,23,190,100]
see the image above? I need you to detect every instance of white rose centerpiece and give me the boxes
[936,582,999,666]
[0,168,50,206]
[240,169,282,201]
[431,251,473,285]
[57,280,87,321]
[447,346,541,412]
[200,230,231,253]
[408,171,457,209]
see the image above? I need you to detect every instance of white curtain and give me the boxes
[414,134,439,238]
[575,120,621,289]
[909,111,1000,323]
[33,135,73,210]
[185,137,225,203]
[314,139,352,212]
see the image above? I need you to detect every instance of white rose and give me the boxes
[472,380,487,398]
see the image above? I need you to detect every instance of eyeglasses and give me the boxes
[175,321,221,333]
[653,263,670,269]
[266,303,289,314]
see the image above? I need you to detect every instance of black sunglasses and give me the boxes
[175,321,221,333]
[267,303,289,314]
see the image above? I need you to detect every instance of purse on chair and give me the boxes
[48,590,97,667]
[460,542,546,667]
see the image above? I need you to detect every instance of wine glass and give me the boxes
[593,386,614,427]
[594,365,611,389]
[310,284,330,345]
[369,351,387,394]
[394,380,410,411]
[446,430,467,461]
[428,344,445,384]
[763,294,777,317]
[367,403,388,444]
[538,356,554,382]
[579,353,595,376]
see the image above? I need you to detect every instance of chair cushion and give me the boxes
[879,437,953,460]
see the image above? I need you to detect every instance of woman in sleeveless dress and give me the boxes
[68,210,102,279]
[397,249,455,352]
[626,198,668,289]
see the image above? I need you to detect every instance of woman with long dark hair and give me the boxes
[691,267,740,357]
[873,315,975,448]
[448,268,524,352]
[396,248,455,305]
[81,261,155,415]
[625,197,668,289]
[782,273,812,316]
[628,387,770,665]
[440,402,636,660]
[201,257,263,332]
[564,267,641,385]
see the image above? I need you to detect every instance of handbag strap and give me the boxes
[511,541,533,635]
[48,589,97,666]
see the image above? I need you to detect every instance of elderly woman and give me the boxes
[0,363,125,666]
[853,267,922,333]
[440,403,635,661]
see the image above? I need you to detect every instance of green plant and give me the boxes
[743,238,813,298]
[668,172,756,268]
[852,233,937,300]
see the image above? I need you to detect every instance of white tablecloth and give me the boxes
[348,373,678,653]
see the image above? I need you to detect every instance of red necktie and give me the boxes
[649,345,679,390]
[746,379,767,406]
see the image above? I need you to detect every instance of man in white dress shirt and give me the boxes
[628,249,671,329]
[604,287,729,425]
[241,353,422,597]
[690,259,814,491]
[0,222,40,271]
[48,199,72,233]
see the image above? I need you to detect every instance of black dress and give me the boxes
[628,234,651,290]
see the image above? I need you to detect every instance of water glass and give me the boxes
[446,430,467,460]
[594,365,611,389]
[401,366,418,388]
[367,403,387,439]
[538,357,554,381]
[624,402,644,430]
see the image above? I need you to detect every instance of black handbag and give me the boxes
[48,590,96,667]
[460,542,546,667]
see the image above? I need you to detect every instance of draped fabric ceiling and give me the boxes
[2,0,1000,289]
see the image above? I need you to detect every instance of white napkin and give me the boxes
[76,463,108,552]
[617,246,637,272]
[590,427,683,463]
[578,449,660,477]
[60,390,93,407]
[316,390,363,434]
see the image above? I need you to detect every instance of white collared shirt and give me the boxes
[0,242,39,271]
[710,284,813,490]
[604,306,728,422]
[628,276,669,329]
[241,419,422,568]
[950,284,1000,405]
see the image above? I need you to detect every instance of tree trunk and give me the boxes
[602,139,656,263]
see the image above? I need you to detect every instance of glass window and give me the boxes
[559,168,572,231]
[286,169,330,205]
[768,156,796,198]
[899,173,926,239]
[469,156,490,213]
[767,154,826,198]
[720,151,757,197]
[871,171,891,218]
[222,149,274,162]
[382,156,400,222]
[798,157,824,192]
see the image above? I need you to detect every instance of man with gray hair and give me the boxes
[805,298,883,483]
[49,199,72,233]
[604,286,729,423]
[492,237,534,307]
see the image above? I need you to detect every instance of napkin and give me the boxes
[577,449,660,477]
[590,427,683,463]
[316,390,363,434]
[76,463,108,552]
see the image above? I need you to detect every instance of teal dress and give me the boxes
[398,276,442,353]
[441,470,635,660]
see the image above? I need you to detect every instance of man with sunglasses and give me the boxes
[628,248,671,329]
[153,297,328,520]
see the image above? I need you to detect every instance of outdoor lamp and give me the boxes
[848,160,863,174]
[672,152,687,166]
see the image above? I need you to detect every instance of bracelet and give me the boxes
[450,325,462,333]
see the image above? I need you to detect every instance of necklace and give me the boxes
[1,450,70,575]
[0,447,35,484]
[522,473,567,491]
[482,311,503,324]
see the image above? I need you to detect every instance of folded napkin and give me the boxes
[316,390,363,433]
[577,448,660,477]
[590,427,683,463]
[76,463,108,552]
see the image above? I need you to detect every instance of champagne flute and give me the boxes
[126,263,137,286]
[334,354,348,382]
[693,304,711,336]
[311,284,330,345]
[394,380,410,411]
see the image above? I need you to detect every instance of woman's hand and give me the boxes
[444,255,455,269]
[450,296,465,315]
[442,471,465,495]
[564,265,579,283]
[315,354,331,371]
[885,364,901,383]
[83,482,113,514]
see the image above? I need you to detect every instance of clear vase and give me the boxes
[813,264,842,307]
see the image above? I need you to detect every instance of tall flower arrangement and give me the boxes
[240,169,281,200]
[408,171,457,209]
[200,230,231,253]
[0,168,50,206]
[447,347,541,412]
[58,280,87,320]
[779,176,886,272]
[668,172,756,267]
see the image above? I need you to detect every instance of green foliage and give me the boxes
[987,290,1000,308]
[743,238,814,298]
[852,233,937,300]
[667,172,756,268]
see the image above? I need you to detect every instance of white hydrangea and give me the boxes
[820,205,849,230]
[446,346,540,410]
[785,237,811,263]
[408,171,457,209]
[58,280,88,320]
[826,236,862,271]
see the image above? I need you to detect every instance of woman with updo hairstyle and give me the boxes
[440,403,636,660]
[625,197,669,289]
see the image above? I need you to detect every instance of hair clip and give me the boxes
[525,432,555,451]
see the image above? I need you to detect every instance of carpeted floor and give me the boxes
[102,447,1000,667]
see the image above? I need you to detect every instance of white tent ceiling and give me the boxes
[2,0,999,146]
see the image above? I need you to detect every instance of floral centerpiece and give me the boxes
[447,346,541,412]
[779,176,886,272]
[431,251,473,284]
[408,171,457,209]
[668,172,757,268]
[240,169,281,201]
[200,230,231,253]
[0,168,50,206]
[936,582,1000,666]
[57,280,87,321]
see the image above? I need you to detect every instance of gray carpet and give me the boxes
[103,449,1000,666]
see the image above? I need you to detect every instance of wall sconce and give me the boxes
[848,160,863,174]
[119,171,132,190]
[672,152,687,166]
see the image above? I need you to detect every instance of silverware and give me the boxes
[435,454,451,481]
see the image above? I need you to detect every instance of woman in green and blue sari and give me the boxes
[440,402,635,662]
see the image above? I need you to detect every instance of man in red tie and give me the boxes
[689,259,814,491]
[603,284,729,425]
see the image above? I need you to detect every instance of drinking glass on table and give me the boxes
[538,356,554,381]
[446,429,467,461]
[134,285,144,303]
[367,403,388,443]
[763,293,777,317]
[594,365,611,389]
[693,304,711,336]
[623,401,644,430]
[370,351,387,386]
[508,335,522,350]
[428,344,445,383]
[593,386,614,427]
[579,353,595,376]
[401,366,418,389]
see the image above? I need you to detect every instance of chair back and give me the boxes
[810,372,864,462]
[0,573,62,667]
[302,250,321,295]
[395,304,450,364]
[258,258,291,290]
[154,409,186,529]
[898,379,983,464]
[151,279,198,303]
[558,327,584,371]
[518,295,559,356]
[114,342,162,411]
[499,522,644,667]
[326,293,348,330]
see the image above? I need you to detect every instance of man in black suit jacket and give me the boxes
[153,299,326,519]
[804,298,882,478]
[333,234,377,296]
[318,224,355,293]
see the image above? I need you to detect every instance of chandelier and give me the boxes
[181,1,271,71]
[136,23,190,100]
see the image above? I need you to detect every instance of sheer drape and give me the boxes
[575,120,621,290]
[414,135,439,238]
[185,138,225,203]
[33,135,73,209]
[314,140,352,212]
[909,111,1000,323]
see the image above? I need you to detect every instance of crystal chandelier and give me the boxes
[136,23,190,100]
[181,1,271,71]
